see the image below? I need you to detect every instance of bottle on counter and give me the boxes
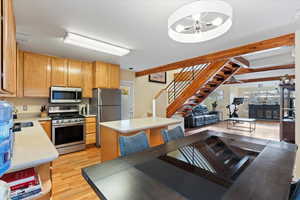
[0,101,13,200]
[0,101,14,176]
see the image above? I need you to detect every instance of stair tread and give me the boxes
[182,103,197,107]
[207,81,219,85]
[168,61,242,118]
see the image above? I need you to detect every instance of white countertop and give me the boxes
[83,114,96,118]
[100,117,182,133]
[8,118,59,173]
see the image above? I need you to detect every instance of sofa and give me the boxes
[184,104,219,128]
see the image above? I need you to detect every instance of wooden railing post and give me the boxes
[173,82,176,101]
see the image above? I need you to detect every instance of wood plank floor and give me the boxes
[51,145,101,200]
[51,121,279,200]
[186,120,280,141]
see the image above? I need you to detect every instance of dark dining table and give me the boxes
[82,130,297,200]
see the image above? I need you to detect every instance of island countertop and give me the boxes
[100,117,182,133]
[8,118,59,173]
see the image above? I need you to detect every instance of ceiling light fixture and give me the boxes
[168,0,233,43]
[64,32,130,56]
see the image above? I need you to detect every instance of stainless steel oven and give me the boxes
[50,86,82,103]
[49,104,85,155]
[52,118,85,155]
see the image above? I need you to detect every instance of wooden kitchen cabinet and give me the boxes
[39,120,52,140]
[108,64,120,89]
[93,61,120,89]
[23,52,51,97]
[16,49,24,97]
[51,57,68,86]
[82,61,93,98]
[93,61,108,88]
[68,59,82,87]
[85,116,96,145]
[0,0,17,95]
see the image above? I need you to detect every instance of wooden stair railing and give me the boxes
[167,60,239,117]
[152,58,243,118]
[152,63,208,117]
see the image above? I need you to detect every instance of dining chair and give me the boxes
[119,131,150,156]
[290,180,300,200]
[161,126,185,143]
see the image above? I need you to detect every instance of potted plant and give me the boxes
[212,101,218,112]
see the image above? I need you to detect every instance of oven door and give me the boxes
[50,87,82,103]
[52,122,85,148]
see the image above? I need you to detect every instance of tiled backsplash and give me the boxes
[1,97,90,115]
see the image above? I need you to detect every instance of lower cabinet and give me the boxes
[39,120,52,140]
[85,117,96,145]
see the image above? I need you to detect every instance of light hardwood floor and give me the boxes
[186,120,280,141]
[51,120,279,200]
[51,145,101,200]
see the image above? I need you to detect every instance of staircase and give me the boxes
[154,59,245,118]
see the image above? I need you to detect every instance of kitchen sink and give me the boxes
[20,122,34,127]
[13,122,34,132]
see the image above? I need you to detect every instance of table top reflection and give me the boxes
[82,130,297,200]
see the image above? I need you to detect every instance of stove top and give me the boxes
[50,114,84,120]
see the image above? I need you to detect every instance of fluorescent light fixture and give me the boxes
[64,32,130,56]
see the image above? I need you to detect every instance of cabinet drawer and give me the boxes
[86,133,96,145]
[86,123,96,134]
[85,117,96,123]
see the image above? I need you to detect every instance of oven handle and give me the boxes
[53,122,84,128]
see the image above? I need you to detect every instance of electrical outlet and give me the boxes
[23,105,28,111]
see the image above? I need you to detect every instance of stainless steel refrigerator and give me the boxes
[90,88,121,147]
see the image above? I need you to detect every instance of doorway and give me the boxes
[120,81,134,120]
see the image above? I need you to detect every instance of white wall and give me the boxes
[295,30,300,177]
[134,71,177,118]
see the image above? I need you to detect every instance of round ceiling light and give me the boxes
[168,0,233,43]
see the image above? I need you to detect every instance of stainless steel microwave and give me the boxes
[50,86,82,103]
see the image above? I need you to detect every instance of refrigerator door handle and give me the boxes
[98,89,103,106]
[100,109,102,121]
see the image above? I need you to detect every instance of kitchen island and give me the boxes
[100,117,182,162]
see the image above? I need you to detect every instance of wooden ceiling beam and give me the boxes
[235,64,295,75]
[224,75,295,84]
[174,64,295,81]
[135,33,295,77]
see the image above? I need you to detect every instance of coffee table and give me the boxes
[227,117,256,132]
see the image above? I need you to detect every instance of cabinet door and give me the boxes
[93,61,108,88]
[1,0,16,94]
[16,49,23,97]
[108,64,120,89]
[82,61,93,98]
[40,120,52,140]
[51,57,68,86]
[68,59,82,87]
[24,52,51,97]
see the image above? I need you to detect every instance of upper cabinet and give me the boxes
[68,59,82,87]
[93,61,108,88]
[93,61,120,89]
[82,62,93,98]
[51,57,68,87]
[1,0,17,95]
[108,64,120,89]
[23,52,51,97]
